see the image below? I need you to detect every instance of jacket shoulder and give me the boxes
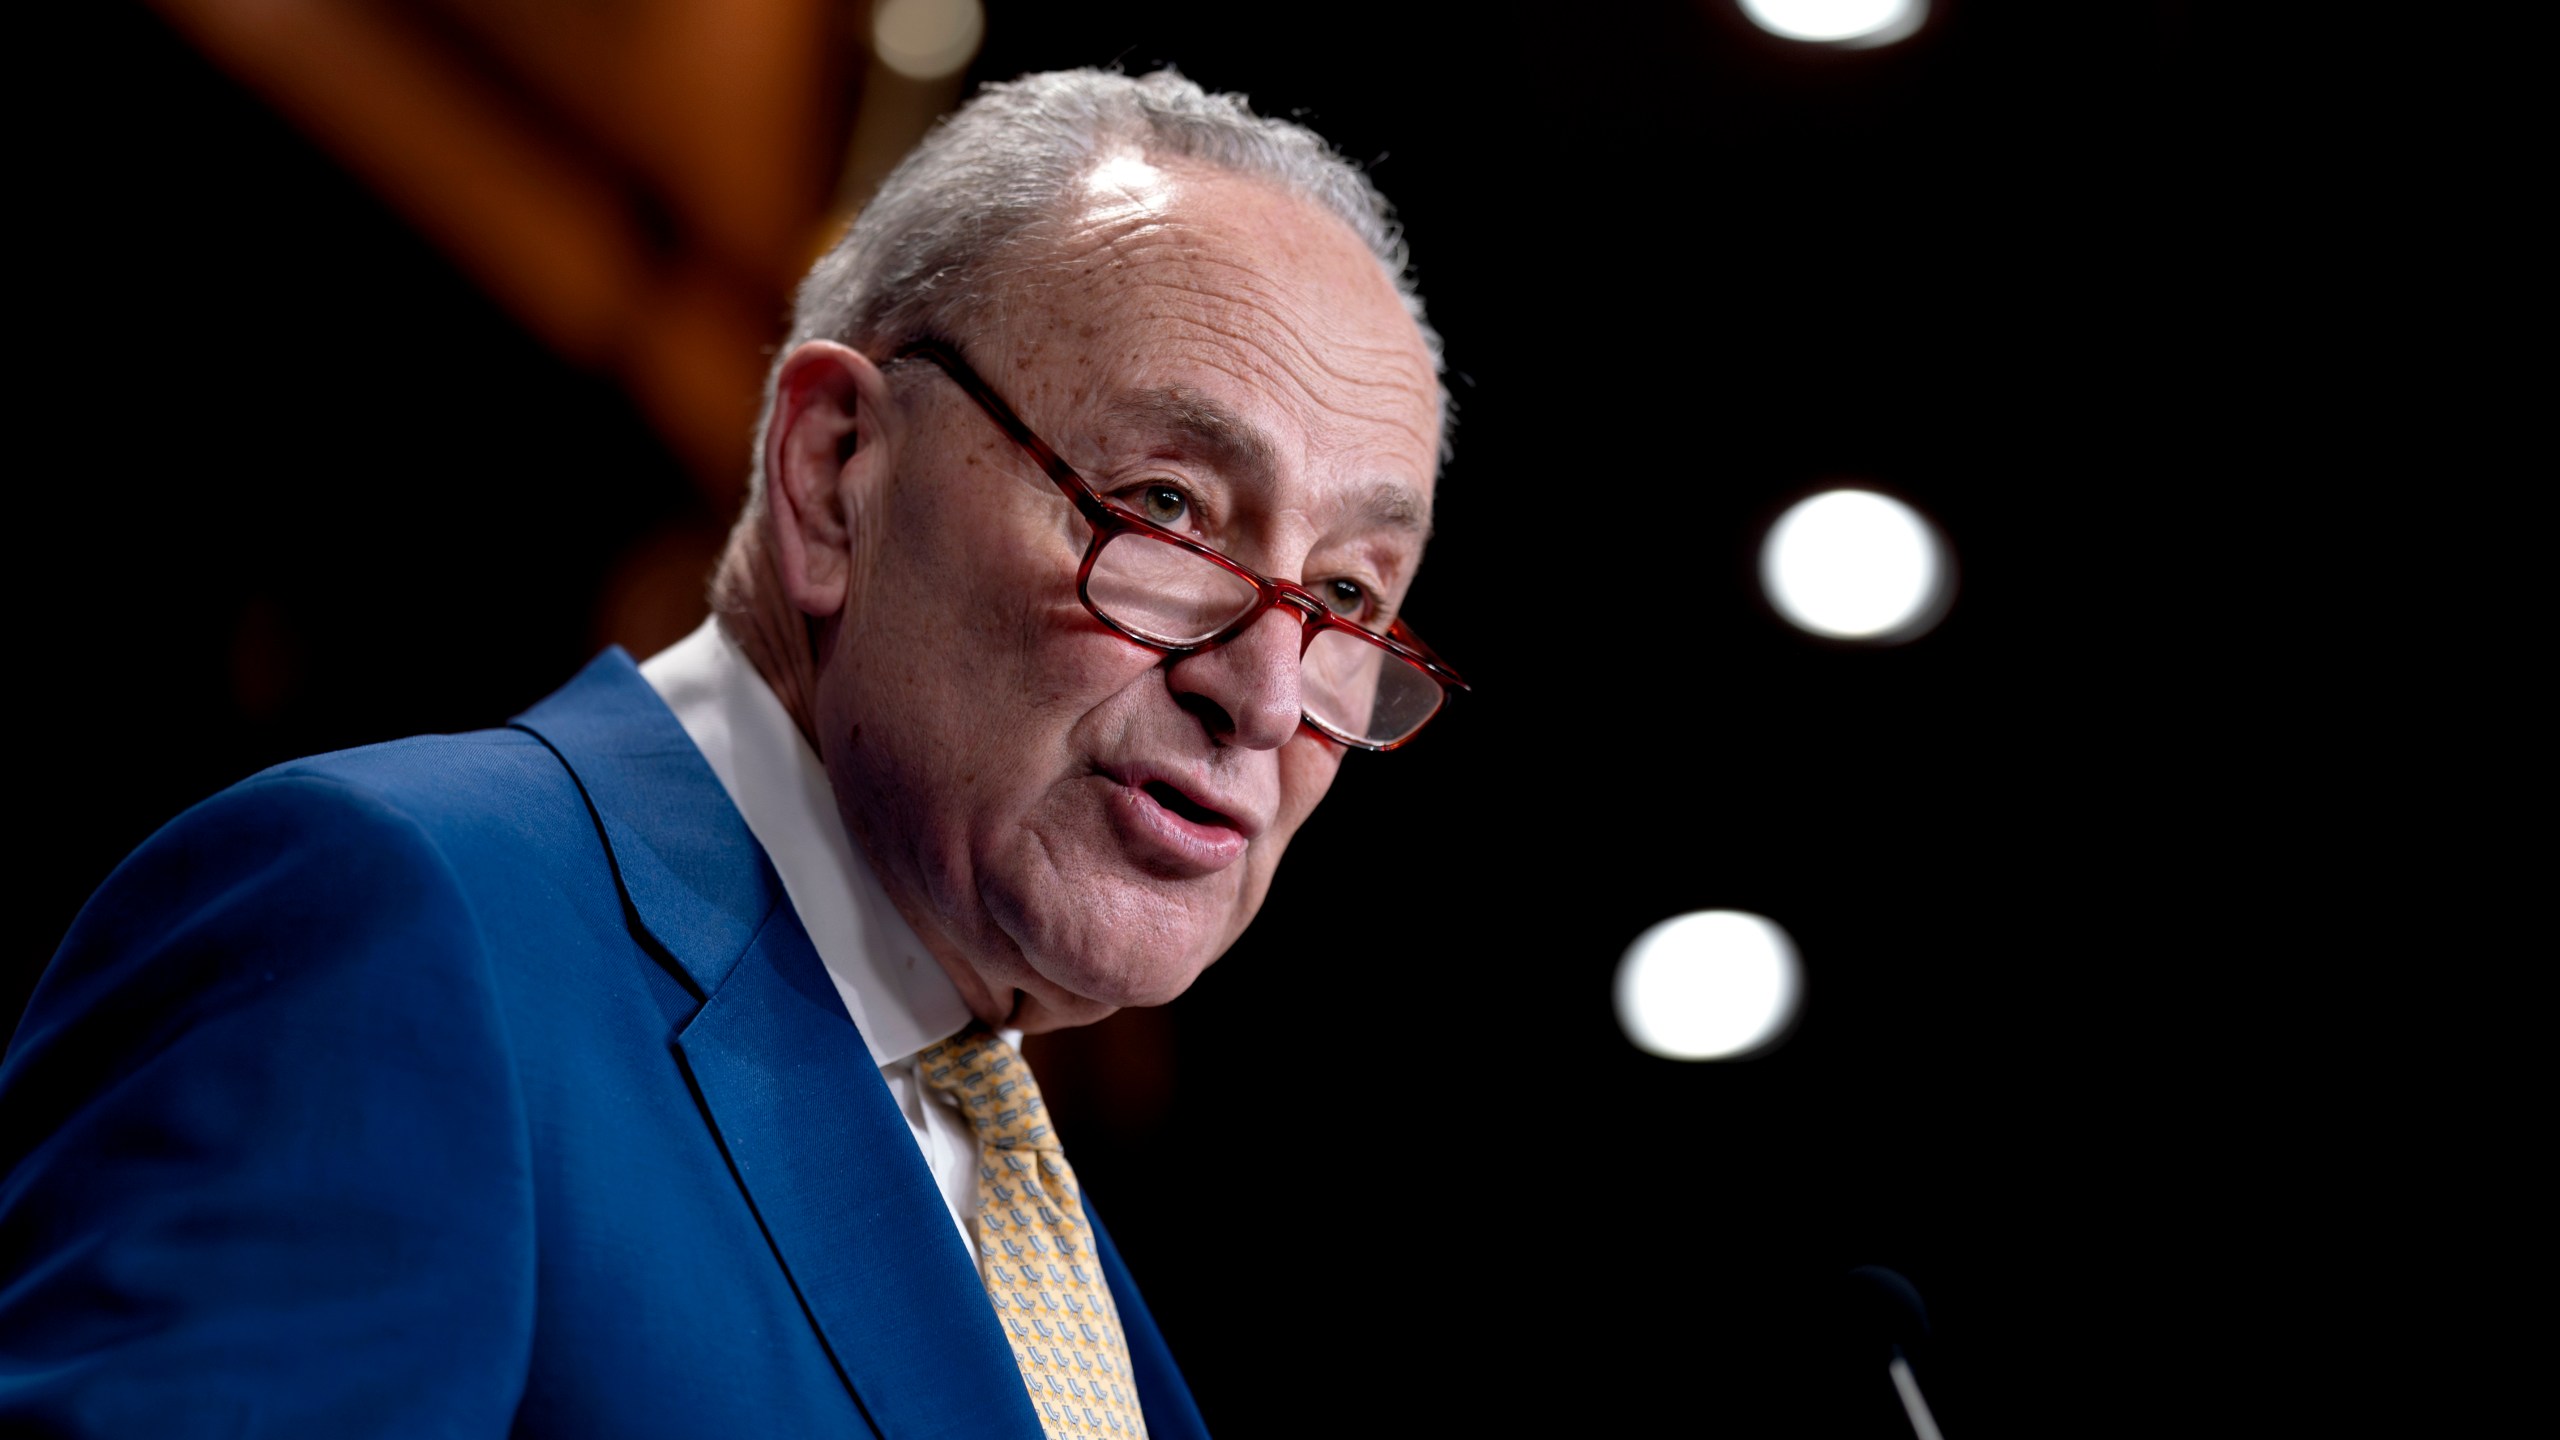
[256,723,589,842]
[35,726,598,985]
[0,741,546,1434]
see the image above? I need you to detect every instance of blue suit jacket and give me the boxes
[0,650,1209,1438]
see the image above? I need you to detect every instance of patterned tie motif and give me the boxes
[919,1026,1149,1440]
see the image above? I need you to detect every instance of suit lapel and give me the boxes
[678,909,1035,1439]
[511,648,777,997]
[513,650,1038,1439]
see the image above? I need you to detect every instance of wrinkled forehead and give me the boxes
[971,159,1444,502]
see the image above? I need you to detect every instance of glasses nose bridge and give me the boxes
[1258,577,1337,654]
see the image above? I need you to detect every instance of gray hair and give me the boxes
[757,67,1447,483]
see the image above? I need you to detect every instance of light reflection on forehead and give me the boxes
[1081,153,1175,222]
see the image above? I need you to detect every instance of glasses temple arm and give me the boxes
[890,338,1115,523]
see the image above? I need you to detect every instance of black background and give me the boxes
[25,3,2353,1435]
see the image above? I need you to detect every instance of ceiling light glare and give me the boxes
[1737,0,1928,46]
[1615,910,1804,1061]
[1761,487,1952,642]
[873,0,985,81]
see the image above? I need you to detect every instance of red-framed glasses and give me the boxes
[892,337,1469,751]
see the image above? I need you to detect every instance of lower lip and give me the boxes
[1103,779,1249,875]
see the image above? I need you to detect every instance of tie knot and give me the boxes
[918,1025,1058,1153]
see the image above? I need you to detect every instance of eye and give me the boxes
[1130,484,1191,528]
[1318,577,1370,618]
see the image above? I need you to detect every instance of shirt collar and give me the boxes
[638,618,971,1068]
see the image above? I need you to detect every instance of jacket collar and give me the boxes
[510,647,781,997]
[510,648,1040,1438]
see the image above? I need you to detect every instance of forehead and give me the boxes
[973,161,1443,522]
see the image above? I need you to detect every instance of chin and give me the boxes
[1029,930,1219,1012]
[967,793,1287,1019]
[988,878,1241,1015]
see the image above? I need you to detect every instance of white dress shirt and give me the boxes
[639,618,998,1256]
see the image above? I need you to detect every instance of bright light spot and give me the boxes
[1082,153,1176,220]
[1737,0,1927,46]
[1615,910,1803,1061]
[1762,488,1950,641]
[873,0,984,80]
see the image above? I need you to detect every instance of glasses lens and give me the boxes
[1086,530,1260,646]
[1303,627,1444,747]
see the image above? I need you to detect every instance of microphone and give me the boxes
[1845,1265,1945,1440]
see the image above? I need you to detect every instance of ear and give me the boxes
[763,340,898,619]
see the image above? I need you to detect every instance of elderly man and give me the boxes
[0,69,1462,1438]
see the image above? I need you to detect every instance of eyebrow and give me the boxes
[1097,386,1434,539]
[1098,387,1277,486]
[1356,479,1434,540]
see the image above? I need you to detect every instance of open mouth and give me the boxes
[1141,780,1232,830]
[1099,765,1254,873]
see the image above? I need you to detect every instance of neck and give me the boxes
[711,533,824,755]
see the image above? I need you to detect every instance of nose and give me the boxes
[1164,606,1305,750]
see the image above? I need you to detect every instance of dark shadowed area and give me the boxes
[23,3,2338,1435]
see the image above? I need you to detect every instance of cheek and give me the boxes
[1017,604,1150,702]
[939,538,1137,710]
[939,629,1167,881]
[873,525,1120,746]
[1270,737,1347,841]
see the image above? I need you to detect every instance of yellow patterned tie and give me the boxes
[919,1026,1149,1439]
